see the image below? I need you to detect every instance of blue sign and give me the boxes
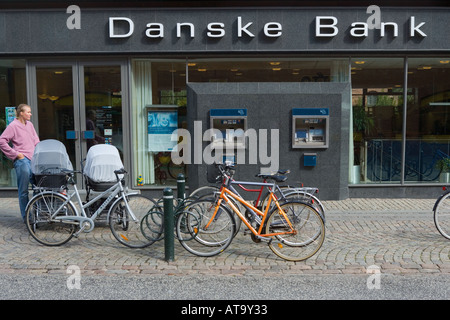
[210,109,247,117]
[292,108,329,116]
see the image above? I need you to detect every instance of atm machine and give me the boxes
[209,108,247,164]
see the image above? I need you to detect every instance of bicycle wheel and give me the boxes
[281,190,325,220]
[25,192,77,246]
[176,198,235,257]
[260,187,325,220]
[434,191,450,240]
[189,185,220,198]
[168,161,187,180]
[196,193,243,236]
[109,194,159,248]
[141,209,164,242]
[265,201,325,261]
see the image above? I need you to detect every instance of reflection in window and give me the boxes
[350,58,404,184]
[131,60,187,186]
[406,58,450,183]
[0,59,27,187]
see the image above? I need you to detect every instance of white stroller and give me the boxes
[82,144,125,218]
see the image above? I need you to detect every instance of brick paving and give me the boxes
[0,196,448,276]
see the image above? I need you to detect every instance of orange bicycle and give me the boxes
[175,163,325,261]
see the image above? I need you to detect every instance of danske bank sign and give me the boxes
[108,15,427,40]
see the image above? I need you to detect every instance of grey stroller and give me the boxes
[31,139,73,191]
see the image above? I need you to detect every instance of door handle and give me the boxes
[66,130,78,139]
[82,131,95,139]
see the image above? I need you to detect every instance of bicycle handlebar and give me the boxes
[213,162,290,183]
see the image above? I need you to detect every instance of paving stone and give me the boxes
[0,197,448,276]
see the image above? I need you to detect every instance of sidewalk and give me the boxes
[0,196,448,276]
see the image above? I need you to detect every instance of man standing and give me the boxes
[0,104,40,222]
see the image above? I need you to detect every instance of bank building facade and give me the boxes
[0,0,448,200]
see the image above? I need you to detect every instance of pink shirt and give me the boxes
[0,119,40,161]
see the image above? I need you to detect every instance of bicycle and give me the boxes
[139,194,199,242]
[25,168,158,247]
[433,186,450,240]
[189,166,325,220]
[154,152,188,184]
[176,163,325,261]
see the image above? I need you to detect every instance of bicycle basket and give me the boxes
[207,164,221,183]
[34,173,68,190]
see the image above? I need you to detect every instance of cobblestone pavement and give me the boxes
[0,197,449,276]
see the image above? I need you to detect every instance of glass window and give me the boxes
[406,58,450,183]
[187,58,349,83]
[131,59,187,186]
[350,58,405,184]
[0,59,27,187]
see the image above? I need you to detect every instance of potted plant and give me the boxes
[351,105,375,183]
[436,157,450,183]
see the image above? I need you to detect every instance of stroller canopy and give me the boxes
[31,139,73,174]
[84,144,123,182]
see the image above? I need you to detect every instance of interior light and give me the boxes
[270,62,281,66]
[439,60,449,64]
[272,67,281,71]
[197,68,207,72]
[354,61,365,65]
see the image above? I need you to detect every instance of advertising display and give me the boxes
[147,106,178,152]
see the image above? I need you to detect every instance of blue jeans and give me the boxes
[14,158,33,221]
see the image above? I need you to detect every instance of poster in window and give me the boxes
[147,109,178,152]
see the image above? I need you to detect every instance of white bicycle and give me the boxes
[25,169,158,247]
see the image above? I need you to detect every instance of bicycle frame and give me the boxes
[30,175,138,234]
[212,179,296,239]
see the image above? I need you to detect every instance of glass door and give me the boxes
[79,64,124,161]
[32,63,79,170]
[29,60,128,187]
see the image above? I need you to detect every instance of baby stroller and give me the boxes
[82,144,124,218]
[31,139,73,191]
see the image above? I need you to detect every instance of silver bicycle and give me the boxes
[433,186,450,240]
[25,169,158,247]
